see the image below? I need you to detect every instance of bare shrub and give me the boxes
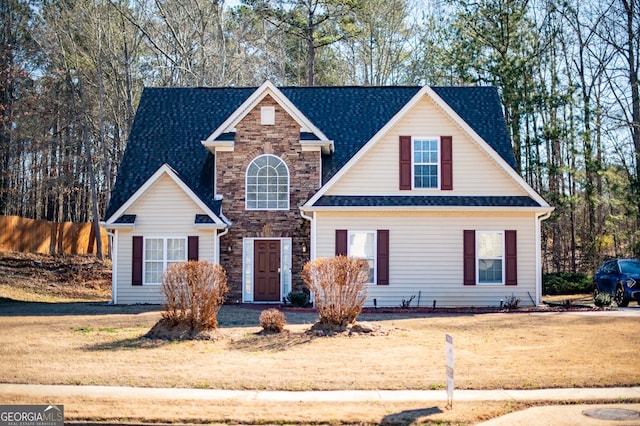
[259,308,286,333]
[503,294,521,310]
[302,256,368,329]
[161,261,228,330]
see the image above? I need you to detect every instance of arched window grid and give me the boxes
[245,154,290,210]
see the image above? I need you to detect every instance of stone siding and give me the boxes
[216,95,320,302]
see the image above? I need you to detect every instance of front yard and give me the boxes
[1,298,639,424]
[1,251,638,424]
[2,302,637,391]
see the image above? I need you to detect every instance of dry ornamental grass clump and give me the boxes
[259,308,287,333]
[160,261,228,331]
[302,255,368,330]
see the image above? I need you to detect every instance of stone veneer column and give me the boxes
[216,95,321,302]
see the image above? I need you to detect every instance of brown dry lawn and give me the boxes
[1,252,639,424]
[2,301,639,391]
[0,251,111,302]
[2,301,640,424]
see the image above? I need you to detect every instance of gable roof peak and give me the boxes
[204,80,330,144]
[105,163,227,228]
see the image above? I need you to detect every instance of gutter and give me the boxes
[537,210,552,221]
[105,229,117,305]
[216,227,230,264]
[299,208,315,304]
[535,210,553,305]
[299,209,313,223]
[303,205,554,213]
[299,208,314,260]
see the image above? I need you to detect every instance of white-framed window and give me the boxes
[477,231,504,284]
[144,237,187,285]
[413,137,439,189]
[246,154,289,210]
[348,231,376,284]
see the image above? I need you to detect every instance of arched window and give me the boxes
[246,155,289,210]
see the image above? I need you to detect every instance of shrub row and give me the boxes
[159,261,598,336]
[160,256,369,333]
[543,272,592,295]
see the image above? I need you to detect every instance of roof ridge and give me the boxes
[140,85,499,90]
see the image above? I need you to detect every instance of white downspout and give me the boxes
[215,227,229,264]
[536,210,552,306]
[106,230,117,304]
[300,209,315,260]
[300,208,315,304]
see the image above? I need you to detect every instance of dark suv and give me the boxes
[593,259,640,307]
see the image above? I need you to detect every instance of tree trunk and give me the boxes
[64,69,104,258]
[307,8,315,86]
[621,0,640,238]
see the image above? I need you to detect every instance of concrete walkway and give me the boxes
[2,384,640,425]
[2,383,640,402]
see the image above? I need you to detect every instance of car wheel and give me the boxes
[614,286,630,307]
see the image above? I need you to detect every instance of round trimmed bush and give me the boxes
[259,308,286,333]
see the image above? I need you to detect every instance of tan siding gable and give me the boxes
[326,94,527,197]
[127,174,207,228]
[115,173,217,304]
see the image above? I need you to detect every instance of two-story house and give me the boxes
[104,81,552,306]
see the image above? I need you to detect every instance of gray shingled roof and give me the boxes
[195,214,216,224]
[314,195,541,208]
[106,85,519,219]
[113,214,136,224]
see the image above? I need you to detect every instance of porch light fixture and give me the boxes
[302,242,307,253]
[227,245,232,253]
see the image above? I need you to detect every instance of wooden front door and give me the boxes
[254,240,281,302]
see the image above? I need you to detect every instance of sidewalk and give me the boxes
[2,384,639,425]
[2,383,640,402]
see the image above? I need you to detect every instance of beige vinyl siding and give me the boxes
[315,210,538,307]
[327,94,526,197]
[115,174,217,304]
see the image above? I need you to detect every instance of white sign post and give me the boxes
[445,334,454,409]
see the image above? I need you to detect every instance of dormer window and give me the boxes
[261,106,275,125]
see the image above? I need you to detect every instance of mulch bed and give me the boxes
[145,318,226,341]
[276,303,605,315]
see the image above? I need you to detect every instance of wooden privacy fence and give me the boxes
[0,215,108,255]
